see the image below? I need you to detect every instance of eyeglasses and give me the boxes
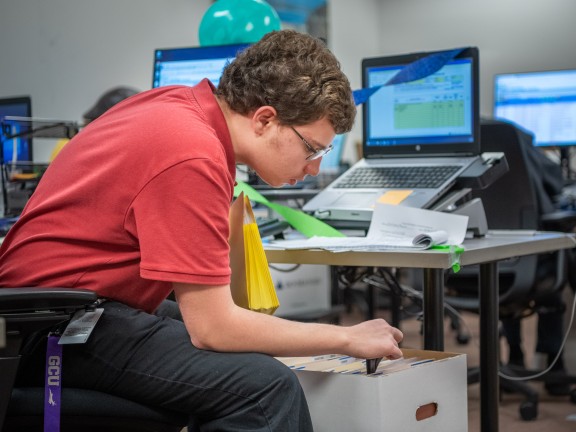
[290,126,333,161]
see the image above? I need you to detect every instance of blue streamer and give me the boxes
[352,47,466,106]
[352,86,382,105]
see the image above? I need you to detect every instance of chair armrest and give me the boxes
[0,288,98,314]
[540,210,576,232]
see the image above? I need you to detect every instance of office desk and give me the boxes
[265,230,576,432]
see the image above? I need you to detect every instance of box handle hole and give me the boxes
[416,402,438,421]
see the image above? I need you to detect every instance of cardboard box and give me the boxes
[278,349,467,432]
[271,264,331,317]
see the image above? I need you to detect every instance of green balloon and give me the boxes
[199,0,281,46]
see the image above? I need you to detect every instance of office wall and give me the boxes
[374,0,576,116]
[0,0,211,162]
[330,0,576,161]
[1,0,575,162]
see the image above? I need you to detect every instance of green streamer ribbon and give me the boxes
[430,244,465,273]
[234,182,465,270]
[234,181,345,238]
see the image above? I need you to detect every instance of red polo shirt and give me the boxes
[0,80,236,312]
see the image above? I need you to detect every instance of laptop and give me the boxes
[303,47,480,224]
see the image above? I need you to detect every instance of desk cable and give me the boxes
[499,289,576,382]
[362,268,576,382]
[268,263,301,273]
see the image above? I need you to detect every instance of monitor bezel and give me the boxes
[152,43,252,89]
[493,68,576,148]
[0,95,33,163]
[361,47,480,158]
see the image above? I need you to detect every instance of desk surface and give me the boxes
[265,230,576,268]
[265,229,576,432]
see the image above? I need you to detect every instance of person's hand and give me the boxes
[343,319,403,360]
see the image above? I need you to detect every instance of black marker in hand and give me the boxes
[366,357,382,375]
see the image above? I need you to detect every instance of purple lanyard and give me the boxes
[44,335,62,432]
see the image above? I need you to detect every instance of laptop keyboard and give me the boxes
[334,165,461,189]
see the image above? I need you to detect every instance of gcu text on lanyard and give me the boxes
[44,335,63,432]
[44,307,104,432]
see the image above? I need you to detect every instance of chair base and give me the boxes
[466,364,576,421]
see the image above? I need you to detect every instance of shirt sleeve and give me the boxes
[125,158,233,285]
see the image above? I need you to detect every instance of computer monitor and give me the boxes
[319,134,346,173]
[494,69,576,147]
[152,43,251,88]
[0,96,33,163]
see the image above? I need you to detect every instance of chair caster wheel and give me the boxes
[456,333,470,345]
[570,389,576,404]
[519,400,538,421]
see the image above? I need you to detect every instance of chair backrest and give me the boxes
[445,120,566,310]
[479,120,567,302]
[473,120,540,230]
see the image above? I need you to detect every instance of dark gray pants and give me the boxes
[18,300,313,431]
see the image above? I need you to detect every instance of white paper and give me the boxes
[366,204,467,246]
[270,204,468,252]
[59,308,104,344]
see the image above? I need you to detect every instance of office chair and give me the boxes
[443,119,576,420]
[0,287,188,432]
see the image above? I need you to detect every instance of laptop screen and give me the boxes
[361,47,479,158]
[152,43,251,88]
[0,96,33,163]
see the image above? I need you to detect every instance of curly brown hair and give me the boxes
[216,30,356,134]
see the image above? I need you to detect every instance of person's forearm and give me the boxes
[174,282,402,360]
[200,305,350,356]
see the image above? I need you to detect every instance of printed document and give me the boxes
[269,203,468,251]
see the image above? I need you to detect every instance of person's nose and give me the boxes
[304,158,322,177]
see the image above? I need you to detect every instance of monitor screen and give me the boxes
[152,43,251,88]
[319,134,346,173]
[0,96,33,163]
[494,69,576,147]
[361,47,479,158]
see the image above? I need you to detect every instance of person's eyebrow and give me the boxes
[306,136,330,150]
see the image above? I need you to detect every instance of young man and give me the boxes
[0,30,403,430]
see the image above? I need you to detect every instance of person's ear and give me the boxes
[251,106,278,136]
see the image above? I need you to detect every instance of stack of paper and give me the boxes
[276,354,435,377]
[269,203,468,252]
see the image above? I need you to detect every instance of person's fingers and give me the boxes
[386,345,403,360]
[393,327,404,342]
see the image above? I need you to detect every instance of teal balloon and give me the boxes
[199,0,281,46]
